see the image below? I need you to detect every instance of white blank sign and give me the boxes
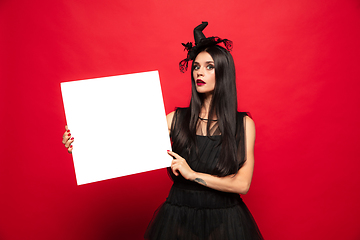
[61,71,172,185]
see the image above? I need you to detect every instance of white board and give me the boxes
[61,70,172,185]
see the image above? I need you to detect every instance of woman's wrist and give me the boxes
[190,171,197,181]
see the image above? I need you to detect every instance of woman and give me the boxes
[63,22,263,240]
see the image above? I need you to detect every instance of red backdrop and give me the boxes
[1,0,359,239]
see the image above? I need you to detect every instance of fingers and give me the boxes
[169,151,194,180]
[62,125,74,154]
[67,145,73,154]
[62,125,69,140]
[64,137,74,148]
[171,168,179,176]
[171,161,179,176]
[169,151,183,176]
[169,151,177,176]
[167,150,180,159]
[65,138,74,154]
[62,126,71,144]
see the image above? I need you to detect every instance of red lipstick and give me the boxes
[196,79,205,86]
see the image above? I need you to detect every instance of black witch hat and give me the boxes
[179,21,233,73]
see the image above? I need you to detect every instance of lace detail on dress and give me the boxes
[196,117,221,136]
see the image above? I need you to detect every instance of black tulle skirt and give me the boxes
[144,182,263,240]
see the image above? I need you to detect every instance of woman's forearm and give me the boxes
[191,170,252,195]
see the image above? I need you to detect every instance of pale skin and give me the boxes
[62,51,255,195]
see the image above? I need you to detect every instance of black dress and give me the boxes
[145,108,263,240]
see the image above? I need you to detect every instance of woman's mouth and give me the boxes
[196,79,206,86]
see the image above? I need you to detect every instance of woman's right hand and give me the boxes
[62,125,74,153]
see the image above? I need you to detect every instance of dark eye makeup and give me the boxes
[193,63,215,70]
[206,64,215,70]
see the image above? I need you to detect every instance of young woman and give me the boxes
[62,22,263,240]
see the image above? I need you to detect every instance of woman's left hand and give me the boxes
[168,150,196,181]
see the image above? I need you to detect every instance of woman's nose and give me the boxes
[197,68,204,76]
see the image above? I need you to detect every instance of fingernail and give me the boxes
[71,137,74,140]
[68,133,71,136]
[70,145,73,148]
[67,130,70,132]
[167,150,170,152]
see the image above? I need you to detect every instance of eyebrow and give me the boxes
[194,61,215,64]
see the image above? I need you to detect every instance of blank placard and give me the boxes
[61,70,172,185]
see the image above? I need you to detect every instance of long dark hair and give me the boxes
[172,45,242,177]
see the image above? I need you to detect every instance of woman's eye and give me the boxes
[207,65,215,70]
[194,65,200,70]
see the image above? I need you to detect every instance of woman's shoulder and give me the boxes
[166,107,190,131]
[167,107,189,119]
[237,111,253,119]
[237,112,255,129]
[166,111,176,127]
[237,112,251,121]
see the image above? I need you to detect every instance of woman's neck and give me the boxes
[200,93,214,119]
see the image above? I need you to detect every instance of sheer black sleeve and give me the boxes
[235,112,249,170]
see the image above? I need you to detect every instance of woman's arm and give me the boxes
[169,116,255,195]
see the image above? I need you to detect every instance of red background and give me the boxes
[1,0,360,239]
